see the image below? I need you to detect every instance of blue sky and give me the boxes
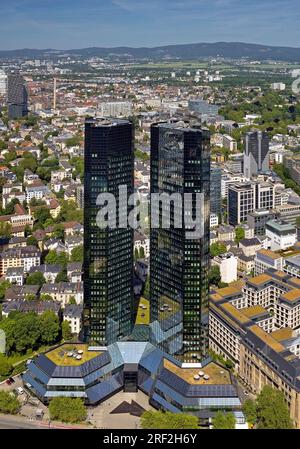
[0,0,299,50]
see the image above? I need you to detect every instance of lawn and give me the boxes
[135,297,150,325]
[46,344,101,366]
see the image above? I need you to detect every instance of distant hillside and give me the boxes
[1,42,300,62]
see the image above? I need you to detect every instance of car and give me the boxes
[9,377,15,384]
[244,390,249,396]
[6,379,12,386]
[16,387,24,395]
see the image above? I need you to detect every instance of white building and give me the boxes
[98,101,132,118]
[271,82,286,91]
[212,252,238,284]
[265,220,297,251]
[63,305,83,335]
[210,213,219,228]
[0,69,7,96]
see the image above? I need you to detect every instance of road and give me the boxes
[0,414,91,430]
[0,415,48,429]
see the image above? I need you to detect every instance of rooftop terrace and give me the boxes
[46,344,102,366]
[163,359,231,385]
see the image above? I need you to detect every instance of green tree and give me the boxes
[26,272,46,286]
[0,357,13,378]
[210,242,227,257]
[34,207,51,229]
[0,280,11,300]
[213,411,236,429]
[0,391,20,414]
[69,296,76,305]
[209,265,221,286]
[58,200,83,223]
[141,410,199,429]
[49,397,87,423]
[39,311,60,345]
[40,293,53,301]
[62,321,72,341]
[26,236,38,247]
[55,270,68,283]
[235,227,245,244]
[0,222,12,238]
[70,246,83,263]
[256,386,293,429]
[243,399,257,427]
[45,251,68,268]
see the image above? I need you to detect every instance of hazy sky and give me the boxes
[1,0,299,50]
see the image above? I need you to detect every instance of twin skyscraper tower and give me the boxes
[83,118,210,364]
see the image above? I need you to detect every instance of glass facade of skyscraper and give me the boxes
[7,74,28,119]
[210,164,222,216]
[83,118,134,345]
[150,121,210,363]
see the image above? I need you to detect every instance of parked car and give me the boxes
[6,379,12,386]
[16,387,24,395]
[9,377,15,384]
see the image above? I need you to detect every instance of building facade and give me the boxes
[83,118,134,346]
[150,121,210,363]
[7,73,28,119]
[243,130,270,179]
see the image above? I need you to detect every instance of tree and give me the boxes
[55,269,68,283]
[0,222,12,238]
[58,200,83,223]
[40,293,53,301]
[210,242,227,257]
[209,265,221,286]
[26,236,38,247]
[70,246,83,263]
[256,386,293,429]
[235,227,245,244]
[0,391,20,415]
[0,280,11,300]
[26,272,46,286]
[49,397,87,423]
[62,321,72,341]
[213,411,236,429]
[52,224,64,241]
[34,207,51,229]
[0,357,13,378]
[141,410,199,429]
[243,399,257,427]
[39,311,60,345]
[69,296,76,305]
[45,251,68,268]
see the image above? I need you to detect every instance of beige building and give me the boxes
[209,271,300,428]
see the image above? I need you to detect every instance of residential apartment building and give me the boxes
[0,246,41,275]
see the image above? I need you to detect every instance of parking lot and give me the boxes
[0,374,49,421]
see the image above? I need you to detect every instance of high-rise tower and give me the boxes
[83,118,134,345]
[243,130,270,179]
[150,121,210,363]
[7,73,28,120]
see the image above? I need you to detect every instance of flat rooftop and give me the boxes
[242,305,269,319]
[249,325,285,353]
[46,344,102,366]
[257,249,282,260]
[247,273,273,286]
[281,289,300,303]
[271,327,294,342]
[163,359,231,385]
